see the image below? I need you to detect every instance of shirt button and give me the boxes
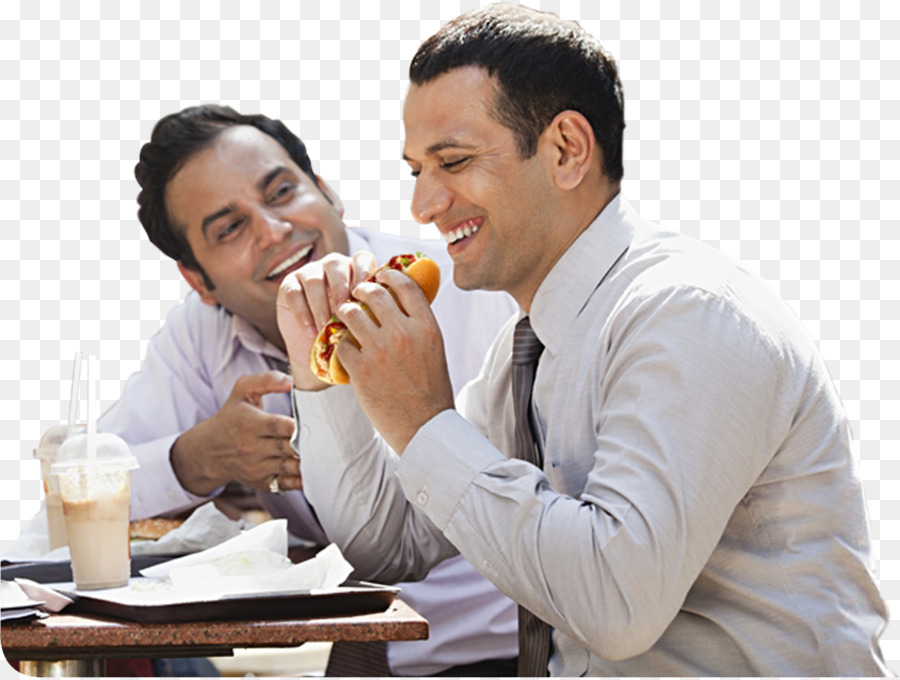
[300,425,310,437]
[416,488,429,506]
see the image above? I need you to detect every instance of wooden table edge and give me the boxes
[1,600,428,662]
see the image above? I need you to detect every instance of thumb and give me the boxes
[232,370,294,404]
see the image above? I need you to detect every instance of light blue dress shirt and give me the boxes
[294,196,889,676]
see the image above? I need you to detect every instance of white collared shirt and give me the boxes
[293,196,889,676]
[99,227,520,675]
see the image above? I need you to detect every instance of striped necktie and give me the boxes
[324,641,390,677]
[511,317,552,677]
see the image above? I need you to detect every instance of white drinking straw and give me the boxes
[67,351,82,437]
[86,355,97,460]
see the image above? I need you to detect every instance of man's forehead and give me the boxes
[402,67,499,155]
[165,125,299,231]
[208,125,292,165]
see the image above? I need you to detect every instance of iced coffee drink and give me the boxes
[63,487,132,589]
[52,432,138,590]
[35,424,86,551]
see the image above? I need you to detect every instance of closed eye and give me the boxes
[268,182,296,203]
[406,156,471,178]
[441,157,470,170]
[217,219,245,241]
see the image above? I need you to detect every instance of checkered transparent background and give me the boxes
[1,0,897,674]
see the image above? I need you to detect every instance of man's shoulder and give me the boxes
[626,229,764,305]
[155,291,235,352]
[167,290,230,325]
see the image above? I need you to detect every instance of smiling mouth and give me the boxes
[443,219,480,246]
[267,244,314,279]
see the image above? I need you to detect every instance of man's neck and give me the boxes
[516,183,621,313]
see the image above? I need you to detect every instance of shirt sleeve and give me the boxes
[99,299,223,519]
[292,384,459,582]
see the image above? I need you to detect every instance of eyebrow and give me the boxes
[200,166,293,239]
[259,165,290,192]
[403,140,477,162]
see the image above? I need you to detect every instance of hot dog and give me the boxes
[309,253,441,385]
[129,518,184,541]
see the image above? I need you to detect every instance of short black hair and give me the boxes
[409,3,625,182]
[134,105,323,288]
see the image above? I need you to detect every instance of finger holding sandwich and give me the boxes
[309,253,441,386]
[277,250,377,390]
[334,265,456,454]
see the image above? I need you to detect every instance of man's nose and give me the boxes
[410,172,453,225]
[255,211,291,248]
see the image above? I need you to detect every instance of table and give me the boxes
[2,598,428,676]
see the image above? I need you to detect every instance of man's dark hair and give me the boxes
[409,4,625,182]
[134,104,323,288]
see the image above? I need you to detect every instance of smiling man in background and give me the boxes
[98,104,520,676]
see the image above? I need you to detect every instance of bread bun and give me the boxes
[129,518,184,541]
[402,257,441,304]
[309,254,440,385]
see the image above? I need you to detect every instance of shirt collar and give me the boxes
[346,228,372,256]
[210,313,290,377]
[529,193,637,357]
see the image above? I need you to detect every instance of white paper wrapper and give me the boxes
[14,516,355,609]
[10,578,73,612]
[140,517,288,579]
[131,502,243,556]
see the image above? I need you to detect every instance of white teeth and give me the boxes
[443,221,480,245]
[268,244,314,278]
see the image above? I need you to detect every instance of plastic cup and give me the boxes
[52,433,139,590]
[35,424,87,550]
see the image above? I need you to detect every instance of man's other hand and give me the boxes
[170,371,300,495]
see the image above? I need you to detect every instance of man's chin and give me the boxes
[452,268,489,292]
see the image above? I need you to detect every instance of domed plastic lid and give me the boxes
[35,424,87,458]
[51,432,139,474]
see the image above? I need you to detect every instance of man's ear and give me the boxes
[543,110,597,191]
[314,175,345,218]
[178,261,218,306]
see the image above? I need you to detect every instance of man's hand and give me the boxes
[277,251,377,390]
[170,371,300,495]
[336,267,456,454]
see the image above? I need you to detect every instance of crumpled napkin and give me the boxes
[10,578,73,612]
[140,516,287,578]
[123,519,354,603]
[131,502,243,556]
